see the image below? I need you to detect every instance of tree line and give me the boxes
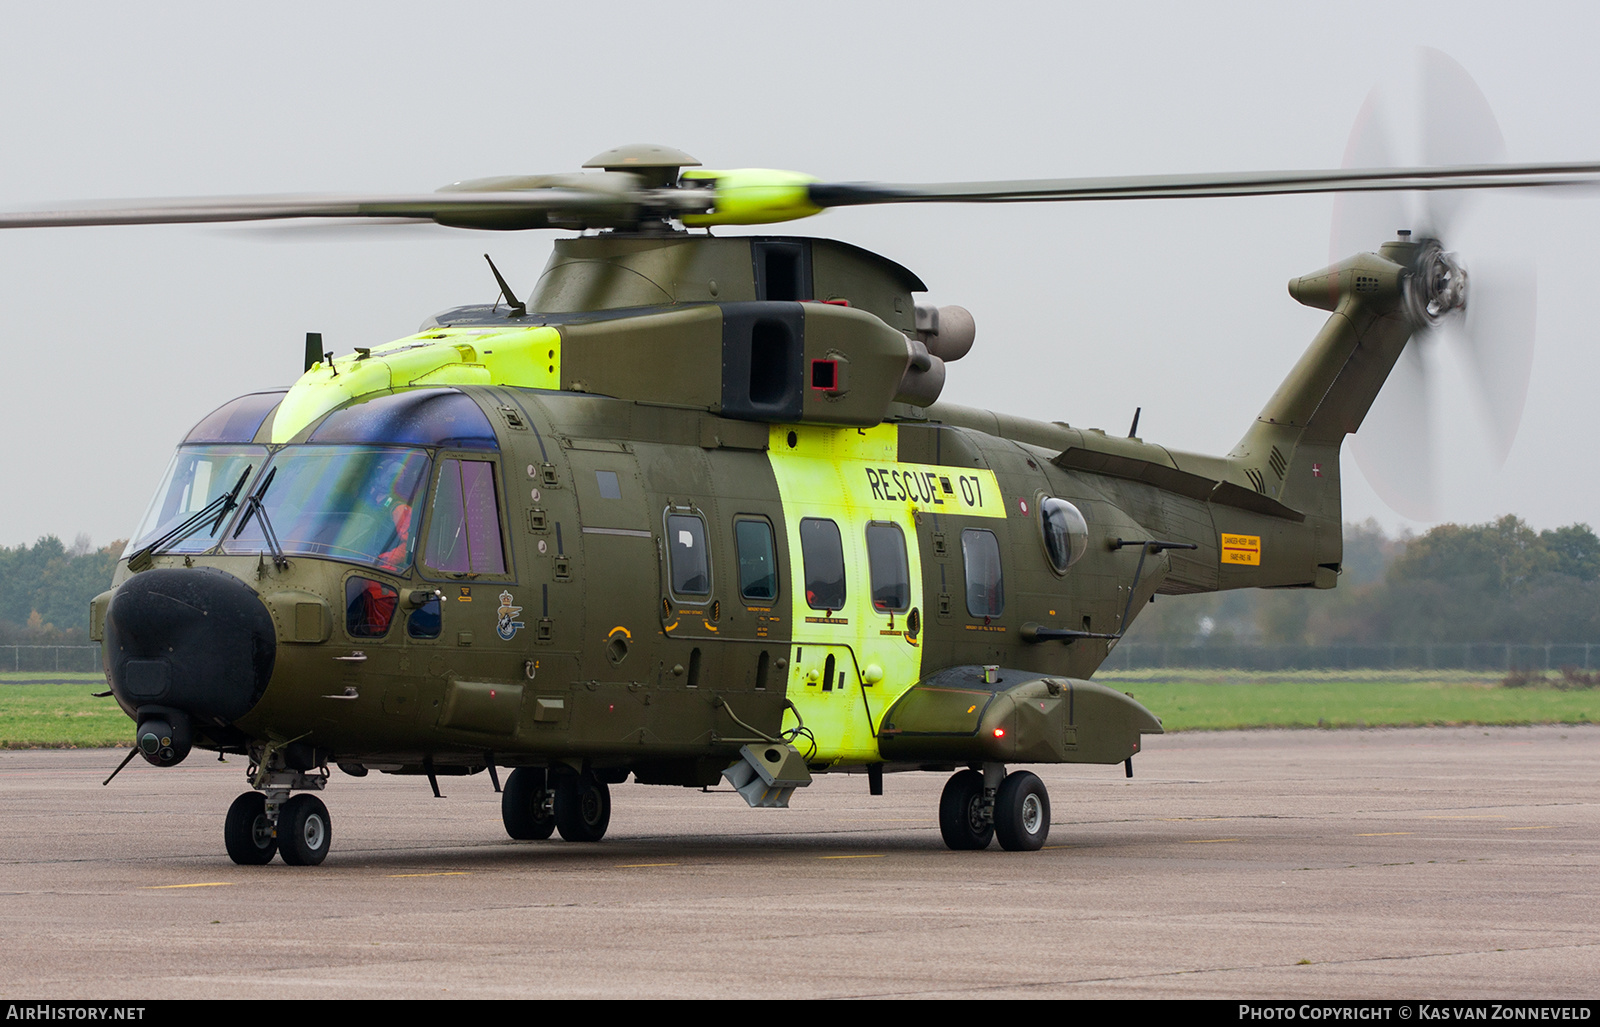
[0,536,123,644]
[1127,516,1600,646]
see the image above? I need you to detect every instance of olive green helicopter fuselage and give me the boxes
[97,227,1432,862]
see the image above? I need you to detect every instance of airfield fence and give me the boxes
[1103,641,1600,672]
[1,645,101,674]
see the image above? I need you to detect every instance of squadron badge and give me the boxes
[496,591,525,640]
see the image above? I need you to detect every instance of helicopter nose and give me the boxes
[104,568,276,766]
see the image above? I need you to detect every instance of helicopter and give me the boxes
[18,112,1599,864]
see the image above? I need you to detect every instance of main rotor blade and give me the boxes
[5,158,1598,235]
[0,188,656,228]
[808,161,1600,208]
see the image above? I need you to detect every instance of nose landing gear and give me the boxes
[223,746,332,866]
[937,765,1051,852]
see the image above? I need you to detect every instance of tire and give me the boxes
[553,771,611,843]
[278,794,332,866]
[994,771,1050,851]
[502,767,556,840]
[224,792,277,866]
[938,769,994,851]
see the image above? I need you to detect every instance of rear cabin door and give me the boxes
[769,425,925,766]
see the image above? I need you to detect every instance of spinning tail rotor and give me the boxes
[1339,49,1538,521]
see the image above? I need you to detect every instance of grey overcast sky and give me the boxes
[3,1,1598,548]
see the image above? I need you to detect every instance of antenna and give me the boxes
[1127,406,1141,438]
[304,332,322,373]
[484,254,527,317]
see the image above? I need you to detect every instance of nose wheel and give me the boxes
[223,792,277,865]
[938,767,1051,852]
[278,794,332,865]
[223,786,332,866]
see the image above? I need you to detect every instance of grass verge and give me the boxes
[1100,670,1600,731]
[4,671,1598,747]
[1,678,131,749]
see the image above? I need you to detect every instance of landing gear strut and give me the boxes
[937,765,1051,851]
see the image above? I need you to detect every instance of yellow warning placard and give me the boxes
[1220,533,1261,565]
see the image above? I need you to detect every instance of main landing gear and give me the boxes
[501,766,611,843]
[938,765,1050,852]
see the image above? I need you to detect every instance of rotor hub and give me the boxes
[1403,239,1469,327]
[582,143,701,189]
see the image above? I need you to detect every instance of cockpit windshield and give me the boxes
[223,446,430,571]
[125,445,266,556]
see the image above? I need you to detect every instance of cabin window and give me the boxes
[425,458,506,575]
[408,594,442,639]
[1040,497,1090,573]
[346,577,398,638]
[735,518,778,602]
[866,522,910,612]
[667,513,711,596]
[800,517,846,611]
[962,528,1005,618]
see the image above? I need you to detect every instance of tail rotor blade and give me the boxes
[1351,339,1439,522]
[1416,47,1507,240]
[1333,86,1409,260]
[1457,260,1538,466]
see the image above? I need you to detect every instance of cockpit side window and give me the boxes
[424,458,507,575]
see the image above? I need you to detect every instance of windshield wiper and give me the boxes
[126,466,253,573]
[232,466,288,569]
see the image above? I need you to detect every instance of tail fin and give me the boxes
[1230,239,1423,527]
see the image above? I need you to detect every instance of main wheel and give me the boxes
[938,769,994,850]
[553,771,611,842]
[224,791,277,865]
[994,771,1050,851]
[502,767,556,840]
[278,794,332,866]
